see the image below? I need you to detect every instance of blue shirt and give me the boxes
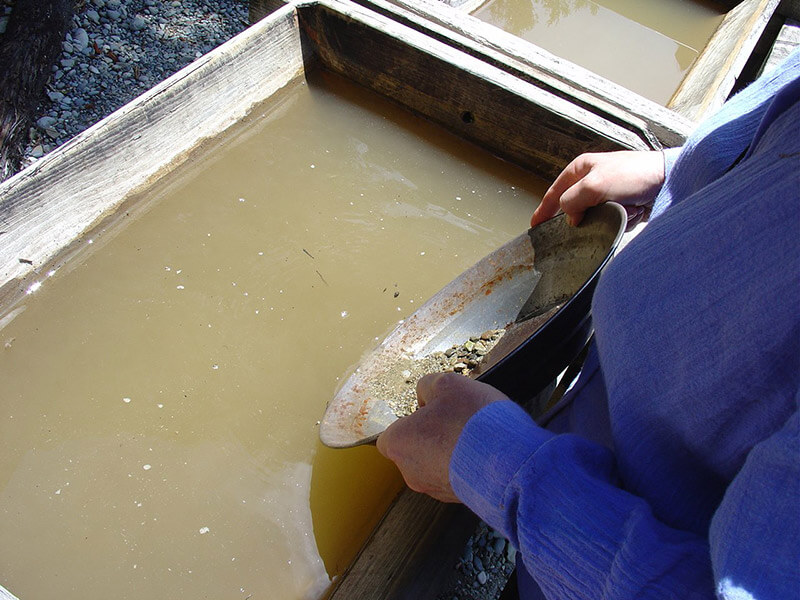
[450,49,800,599]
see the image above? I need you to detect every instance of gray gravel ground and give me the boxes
[2,0,249,172]
[440,521,516,600]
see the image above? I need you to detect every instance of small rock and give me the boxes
[492,537,506,554]
[30,145,44,158]
[47,91,64,102]
[507,545,517,563]
[45,127,59,139]
[107,10,121,21]
[60,58,76,69]
[131,16,146,30]
[0,16,8,35]
[36,116,57,129]
[89,65,100,75]
[63,41,75,53]
[453,362,467,372]
[72,28,89,52]
[477,571,488,585]
[93,0,105,7]
[86,9,100,24]
[473,556,484,572]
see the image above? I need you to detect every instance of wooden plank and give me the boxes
[249,0,289,22]
[453,0,491,13]
[298,2,652,184]
[329,488,477,600]
[780,0,800,19]
[668,0,780,121]
[0,5,307,306]
[763,19,800,71]
[0,585,19,600]
[347,0,694,146]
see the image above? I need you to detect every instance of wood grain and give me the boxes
[345,0,694,146]
[329,489,477,600]
[299,1,651,183]
[668,0,781,121]
[0,6,306,305]
[0,585,19,600]
[763,18,800,72]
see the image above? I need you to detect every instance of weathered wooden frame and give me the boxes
[349,0,785,124]
[668,0,782,120]
[0,0,658,310]
[343,0,695,146]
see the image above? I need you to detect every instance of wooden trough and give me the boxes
[2,0,792,598]
[0,0,660,305]
[252,0,795,130]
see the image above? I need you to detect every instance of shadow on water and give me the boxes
[309,439,405,583]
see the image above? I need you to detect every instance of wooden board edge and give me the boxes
[348,0,694,147]
[0,585,19,600]
[302,0,654,176]
[668,0,781,121]
[328,487,477,599]
[0,5,306,304]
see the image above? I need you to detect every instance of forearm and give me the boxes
[451,401,715,599]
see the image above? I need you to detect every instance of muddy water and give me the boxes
[472,0,724,104]
[0,71,544,599]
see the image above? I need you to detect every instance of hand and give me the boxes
[376,373,508,503]
[531,151,665,228]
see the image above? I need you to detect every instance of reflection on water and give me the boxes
[473,0,724,104]
[487,0,598,32]
[0,71,544,599]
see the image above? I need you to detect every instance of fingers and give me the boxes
[530,151,665,229]
[557,170,609,226]
[531,154,595,228]
[377,374,508,503]
[416,372,508,409]
[531,155,588,227]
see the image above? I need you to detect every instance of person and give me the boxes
[376,48,800,599]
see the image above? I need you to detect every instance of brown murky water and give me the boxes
[472,0,724,104]
[0,71,545,599]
